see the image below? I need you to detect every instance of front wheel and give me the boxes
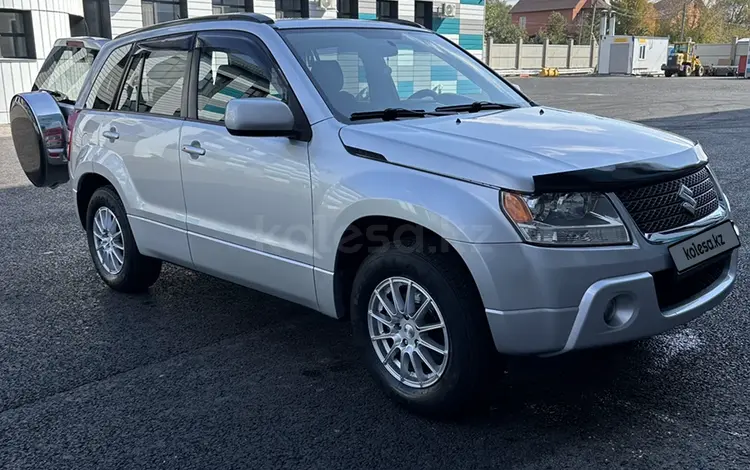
[86,186,162,292]
[350,239,495,417]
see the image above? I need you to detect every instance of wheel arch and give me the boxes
[330,215,484,320]
[76,172,118,228]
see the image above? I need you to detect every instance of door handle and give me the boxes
[181,141,206,159]
[102,127,119,142]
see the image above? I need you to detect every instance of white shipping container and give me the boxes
[598,36,669,75]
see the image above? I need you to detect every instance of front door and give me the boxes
[179,30,317,308]
[97,33,193,265]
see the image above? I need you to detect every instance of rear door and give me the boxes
[88,34,193,266]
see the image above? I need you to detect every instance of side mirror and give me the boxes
[225,98,296,138]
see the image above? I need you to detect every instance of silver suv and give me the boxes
[11,14,740,416]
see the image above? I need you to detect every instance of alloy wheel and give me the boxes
[93,206,125,275]
[367,276,449,388]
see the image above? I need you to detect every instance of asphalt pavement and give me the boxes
[2,77,750,469]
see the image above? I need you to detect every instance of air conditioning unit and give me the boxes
[438,3,457,17]
[318,0,335,9]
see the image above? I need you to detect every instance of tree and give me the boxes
[576,9,602,45]
[537,11,570,44]
[485,0,528,43]
[611,0,658,36]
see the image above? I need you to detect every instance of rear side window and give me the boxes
[84,44,131,110]
[117,35,190,117]
[33,45,98,103]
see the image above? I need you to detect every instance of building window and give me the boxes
[275,0,308,18]
[519,16,526,29]
[337,0,358,18]
[415,1,432,29]
[639,44,646,60]
[376,0,397,19]
[142,0,187,26]
[212,0,253,14]
[69,15,88,36]
[82,0,112,38]
[0,10,35,59]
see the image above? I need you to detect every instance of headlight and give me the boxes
[501,191,630,246]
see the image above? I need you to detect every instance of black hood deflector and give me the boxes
[532,148,707,194]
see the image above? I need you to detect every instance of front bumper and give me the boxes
[488,250,737,355]
[451,225,739,356]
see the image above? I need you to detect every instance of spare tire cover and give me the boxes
[9,91,69,188]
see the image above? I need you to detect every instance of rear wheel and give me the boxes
[664,71,673,77]
[350,238,495,417]
[695,66,705,77]
[86,186,162,292]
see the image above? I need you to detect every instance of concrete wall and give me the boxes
[570,44,592,68]
[519,43,543,69]
[488,39,598,71]
[546,44,568,68]
[490,43,518,69]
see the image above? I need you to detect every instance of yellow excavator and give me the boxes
[662,40,704,77]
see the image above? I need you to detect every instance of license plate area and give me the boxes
[668,221,740,273]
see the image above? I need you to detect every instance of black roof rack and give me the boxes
[118,13,274,39]
[372,18,427,29]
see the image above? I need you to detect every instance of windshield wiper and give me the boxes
[38,88,72,103]
[434,101,519,113]
[350,108,430,122]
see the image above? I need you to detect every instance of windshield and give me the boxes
[280,28,529,122]
[673,44,688,54]
[32,45,98,103]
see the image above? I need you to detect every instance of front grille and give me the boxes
[652,254,729,310]
[615,167,719,234]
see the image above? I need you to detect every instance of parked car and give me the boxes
[10,14,740,417]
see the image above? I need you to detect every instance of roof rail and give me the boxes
[117,13,274,39]
[373,18,427,29]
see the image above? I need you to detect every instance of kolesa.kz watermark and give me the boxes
[683,233,726,261]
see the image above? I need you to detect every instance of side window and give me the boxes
[116,35,190,116]
[85,44,131,110]
[194,31,290,123]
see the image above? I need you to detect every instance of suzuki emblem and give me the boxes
[677,184,697,216]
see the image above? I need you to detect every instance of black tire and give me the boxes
[664,71,673,77]
[696,66,705,77]
[86,186,162,293]
[350,238,495,417]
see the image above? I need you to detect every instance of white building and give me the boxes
[0,0,486,123]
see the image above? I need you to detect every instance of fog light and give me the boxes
[602,294,635,328]
[603,299,617,325]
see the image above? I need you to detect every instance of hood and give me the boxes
[338,107,705,193]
